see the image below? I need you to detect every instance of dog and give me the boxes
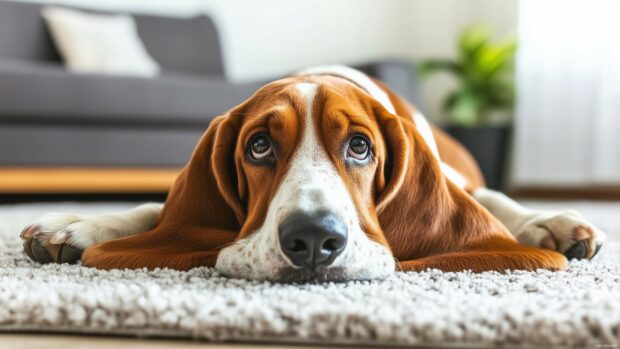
[20,66,605,282]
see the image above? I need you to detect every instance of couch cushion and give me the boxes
[0,123,202,167]
[135,14,225,77]
[0,59,264,126]
[42,7,160,77]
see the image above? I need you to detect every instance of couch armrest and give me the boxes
[354,60,419,106]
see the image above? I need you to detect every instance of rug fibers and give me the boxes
[0,201,618,347]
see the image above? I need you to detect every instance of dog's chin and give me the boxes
[274,266,349,283]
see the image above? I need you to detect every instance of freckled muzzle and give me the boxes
[278,211,347,269]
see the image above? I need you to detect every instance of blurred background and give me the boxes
[0,0,618,201]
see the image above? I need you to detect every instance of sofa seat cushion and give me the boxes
[0,123,201,167]
[0,59,264,126]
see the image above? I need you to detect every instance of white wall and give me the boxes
[202,0,411,81]
[15,0,517,119]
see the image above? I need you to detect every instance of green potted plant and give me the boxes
[419,25,517,189]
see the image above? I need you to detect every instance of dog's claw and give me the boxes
[50,229,69,244]
[20,225,38,239]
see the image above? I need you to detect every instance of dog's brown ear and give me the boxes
[373,105,449,214]
[159,110,248,230]
[373,106,412,214]
[372,105,496,260]
[81,113,249,271]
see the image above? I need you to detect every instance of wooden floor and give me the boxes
[0,168,180,194]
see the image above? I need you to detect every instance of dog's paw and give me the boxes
[19,213,98,264]
[515,210,605,260]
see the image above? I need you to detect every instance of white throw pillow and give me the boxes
[42,7,160,77]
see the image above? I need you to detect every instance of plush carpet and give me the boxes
[0,201,618,348]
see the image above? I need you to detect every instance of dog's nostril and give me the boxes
[289,239,307,252]
[322,237,343,252]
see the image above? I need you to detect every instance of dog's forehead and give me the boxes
[296,66,396,114]
[245,74,386,123]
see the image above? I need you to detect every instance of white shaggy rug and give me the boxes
[0,201,619,348]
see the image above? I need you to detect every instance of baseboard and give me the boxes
[508,185,620,200]
[0,167,181,194]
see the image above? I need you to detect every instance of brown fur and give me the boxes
[82,74,567,273]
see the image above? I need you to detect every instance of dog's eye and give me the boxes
[347,136,370,160]
[249,135,273,160]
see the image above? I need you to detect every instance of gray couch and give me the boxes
[0,0,418,167]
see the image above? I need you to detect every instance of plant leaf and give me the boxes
[459,25,491,62]
[475,38,517,78]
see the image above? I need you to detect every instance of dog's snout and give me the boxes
[278,211,347,269]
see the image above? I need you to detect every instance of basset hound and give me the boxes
[20,66,605,282]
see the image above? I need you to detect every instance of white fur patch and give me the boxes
[297,65,396,114]
[413,111,439,159]
[440,163,468,189]
[215,82,395,281]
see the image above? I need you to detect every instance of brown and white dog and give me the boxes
[20,66,605,282]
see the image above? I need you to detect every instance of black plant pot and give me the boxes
[445,125,511,190]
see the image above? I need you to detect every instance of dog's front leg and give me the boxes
[20,203,163,264]
[472,188,605,260]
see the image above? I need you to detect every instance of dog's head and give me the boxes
[161,66,446,282]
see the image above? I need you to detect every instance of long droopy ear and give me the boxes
[81,113,248,271]
[373,105,457,260]
[372,106,567,272]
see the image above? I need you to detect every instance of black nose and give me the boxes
[278,211,348,269]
